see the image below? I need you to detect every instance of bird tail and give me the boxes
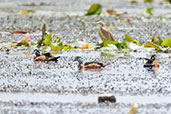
[143,64,154,68]
[48,56,60,62]
[102,63,111,67]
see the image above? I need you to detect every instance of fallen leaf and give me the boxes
[53,36,61,43]
[124,18,132,23]
[22,9,36,14]
[101,52,115,57]
[13,30,27,34]
[144,0,154,3]
[130,0,138,4]
[43,33,52,45]
[128,104,139,114]
[151,34,163,46]
[23,52,31,56]
[51,52,62,55]
[58,41,63,46]
[144,42,161,50]
[80,43,91,49]
[42,46,48,50]
[63,45,75,49]
[107,9,124,16]
[107,26,116,29]
[85,3,102,15]
[125,34,134,42]
[16,35,31,47]
[124,34,142,46]
[120,39,129,49]
[51,46,62,51]
[100,40,125,50]
[141,7,154,15]
[164,0,170,3]
[161,38,171,47]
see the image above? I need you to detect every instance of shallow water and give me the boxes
[0,0,171,114]
[0,92,171,104]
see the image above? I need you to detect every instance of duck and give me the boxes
[75,56,109,70]
[33,49,60,62]
[143,54,160,68]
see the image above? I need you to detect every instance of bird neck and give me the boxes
[76,58,83,65]
[34,52,41,57]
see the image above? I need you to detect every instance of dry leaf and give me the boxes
[22,9,36,14]
[23,52,32,56]
[15,35,31,47]
[107,9,124,16]
[124,18,132,23]
[107,26,116,29]
[128,104,139,114]
[13,30,27,34]
[80,43,91,49]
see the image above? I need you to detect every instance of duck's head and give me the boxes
[33,49,41,57]
[151,54,159,61]
[74,56,83,64]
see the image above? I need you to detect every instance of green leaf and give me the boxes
[115,42,124,49]
[37,39,41,46]
[161,38,171,47]
[125,34,134,42]
[16,41,29,47]
[144,0,154,3]
[102,40,119,47]
[131,0,138,4]
[43,46,47,50]
[124,52,131,57]
[142,7,154,15]
[31,41,36,46]
[22,9,36,14]
[53,36,61,43]
[101,52,115,57]
[151,34,163,46]
[122,39,129,49]
[124,34,143,46]
[51,52,62,55]
[85,3,102,15]
[51,46,62,51]
[144,42,161,50]
[58,41,63,46]
[63,45,75,49]
[43,33,52,45]
[164,0,170,3]
[101,40,126,49]
[15,35,31,47]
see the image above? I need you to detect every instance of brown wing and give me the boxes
[152,61,160,67]
[34,55,46,61]
[84,63,101,68]
[100,26,115,41]
[98,28,108,41]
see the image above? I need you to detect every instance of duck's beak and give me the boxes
[156,57,160,60]
[31,52,34,55]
